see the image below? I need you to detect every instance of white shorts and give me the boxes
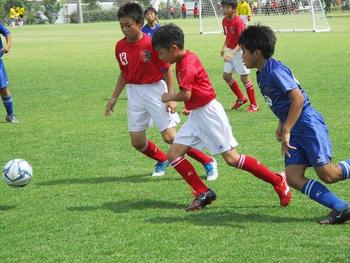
[174,99,238,155]
[127,80,180,132]
[239,15,249,27]
[223,48,250,75]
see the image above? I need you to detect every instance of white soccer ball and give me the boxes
[3,159,33,187]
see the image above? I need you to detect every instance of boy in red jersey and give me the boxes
[221,0,258,112]
[105,3,218,184]
[152,24,291,211]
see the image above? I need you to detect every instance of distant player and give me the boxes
[105,3,218,185]
[193,2,199,19]
[0,24,17,123]
[141,7,160,37]
[236,0,251,27]
[239,25,350,224]
[221,0,258,112]
[152,24,291,211]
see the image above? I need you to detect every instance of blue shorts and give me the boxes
[285,108,332,167]
[0,59,9,89]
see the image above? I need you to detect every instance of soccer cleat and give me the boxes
[231,97,248,110]
[203,158,219,181]
[247,104,259,112]
[152,160,169,177]
[319,205,350,225]
[273,172,292,207]
[5,115,18,123]
[186,188,217,211]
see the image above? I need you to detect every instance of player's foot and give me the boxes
[231,97,248,110]
[319,205,350,225]
[182,108,191,116]
[273,171,292,207]
[152,160,169,177]
[186,188,216,211]
[247,104,259,112]
[203,158,218,181]
[5,115,18,123]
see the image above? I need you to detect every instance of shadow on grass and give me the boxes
[147,210,320,226]
[67,199,184,213]
[0,205,16,211]
[38,173,182,186]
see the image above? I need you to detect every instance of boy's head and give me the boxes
[152,24,185,64]
[221,0,237,16]
[144,6,158,24]
[117,3,144,40]
[238,25,276,68]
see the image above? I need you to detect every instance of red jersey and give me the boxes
[115,34,169,84]
[222,16,246,49]
[176,51,216,110]
[193,6,199,15]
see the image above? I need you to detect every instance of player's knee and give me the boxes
[162,136,174,145]
[319,175,338,184]
[131,141,146,151]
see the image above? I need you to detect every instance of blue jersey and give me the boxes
[141,24,161,37]
[0,24,10,51]
[257,58,332,167]
[257,58,311,123]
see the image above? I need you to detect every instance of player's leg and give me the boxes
[286,164,350,224]
[222,60,247,110]
[221,148,291,206]
[315,161,350,183]
[0,61,17,123]
[233,50,258,112]
[129,130,168,177]
[168,142,216,211]
[161,123,218,181]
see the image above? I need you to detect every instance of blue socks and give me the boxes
[2,96,14,116]
[338,160,350,180]
[302,179,348,211]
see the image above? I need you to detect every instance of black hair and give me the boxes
[221,0,237,9]
[152,24,184,50]
[144,6,157,15]
[238,25,276,59]
[117,2,144,25]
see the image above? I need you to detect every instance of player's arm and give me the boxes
[281,88,304,156]
[162,67,177,113]
[105,73,126,117]
[0,26,12,54]
[161,88,191,103]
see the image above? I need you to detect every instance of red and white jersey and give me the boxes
[222,16,246,49]
[115,34,169,84]
[176,51,216,110]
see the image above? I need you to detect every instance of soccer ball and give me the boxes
[3,159,33,187]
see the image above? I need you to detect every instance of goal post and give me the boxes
[199,0,330,34]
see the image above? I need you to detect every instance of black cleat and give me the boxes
[186,189,216,211]
[319,205,350,225]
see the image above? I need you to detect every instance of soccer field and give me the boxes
[1,13,350,262]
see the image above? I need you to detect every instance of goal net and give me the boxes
[199,0,331,34]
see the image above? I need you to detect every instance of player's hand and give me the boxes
[182,107,191,116]
[1,47,9,54]
[166,101,177,113]
[161,92,172,103]
[105,97,117,117]
[224,56,232,62]
[220,49,224,58]
[281,131,297,158]
[275,124,283,142]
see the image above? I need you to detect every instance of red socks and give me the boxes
[237,154,282,186]
[139,140,167,162]
[172,157,209,194]
[187,148,213,165]
[226,79,245,100]
[244,80,257,106]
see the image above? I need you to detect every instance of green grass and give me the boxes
[1,14,350,262]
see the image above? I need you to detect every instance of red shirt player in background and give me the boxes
[221,0,258,112]
[193,2,199,18]
[152,24,291,211]
[105,3,219,202]
[181,3,187,19]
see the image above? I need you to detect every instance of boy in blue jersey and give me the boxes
[141,7,160,37]
[0,24,17,123]
[239,25,350,224]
